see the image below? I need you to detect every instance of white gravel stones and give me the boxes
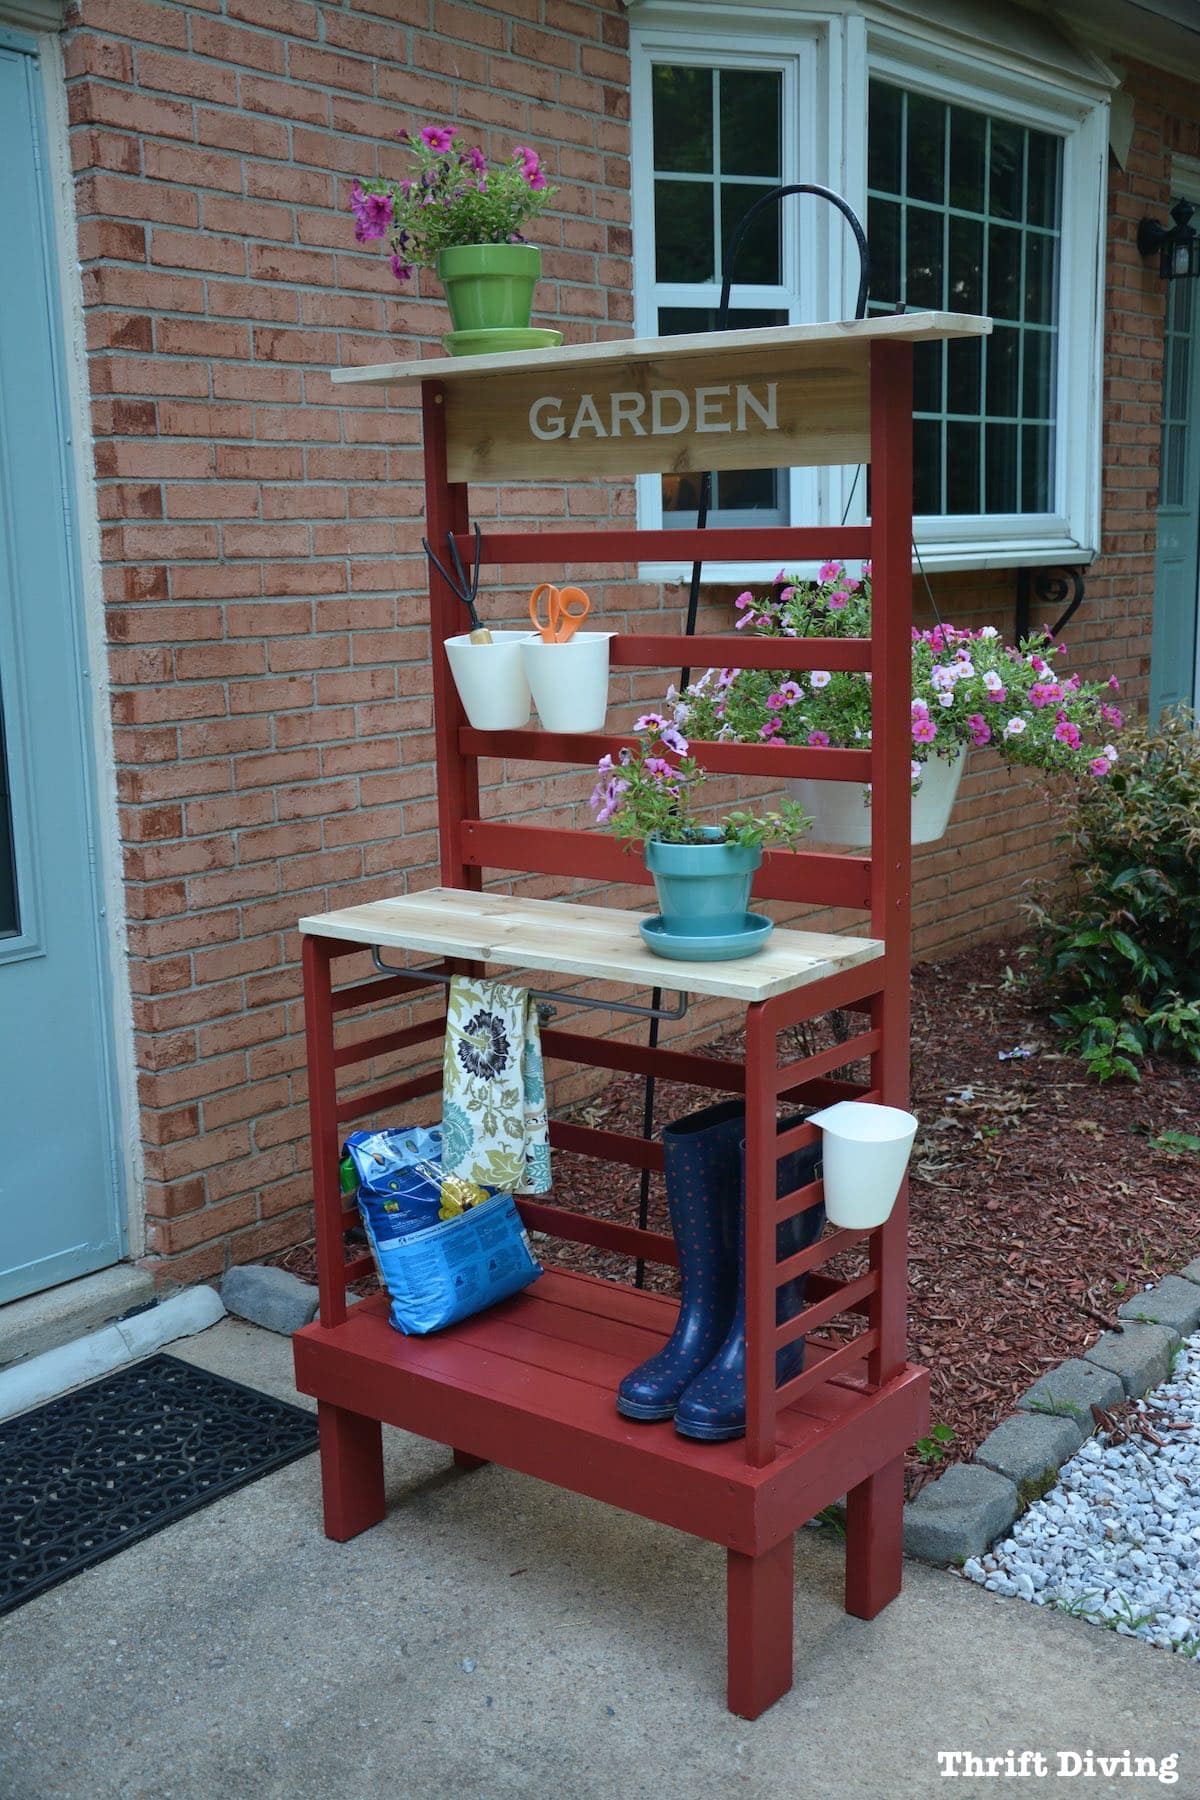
[965,1331,1200,1656]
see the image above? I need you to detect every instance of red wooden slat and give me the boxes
[540,1026,746,1092]
[774,1226,871,1281]
[340,1206,357,1233]
[333,1016,443,1069]
[464,526,872,566]
[460,726,873,783]
[330,967,448,1013]
[460,820,873,909]
[775,1272,877,1349]
[774,1331,879,1407]
[549,1118,664,1170]
[304,935,350,1330]
[609,634,871,672]
[771,1029,881,1097]
[776,1077,875,1112]
[335,1068,441,1124]
[517,1201,678,1265]
[761,964,883,1034]
[772,1177,825,1224]
[342,1254,374,1283]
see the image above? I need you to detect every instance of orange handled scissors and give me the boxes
[529,583,591,644]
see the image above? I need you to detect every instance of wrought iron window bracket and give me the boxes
[1013,565,1087,645]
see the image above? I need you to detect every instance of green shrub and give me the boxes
[1025,709,1200,1080]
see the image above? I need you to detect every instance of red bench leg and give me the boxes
[726,1537,794,1718]
[844,1455,905,1619]
[452,1448,488,1471]
[317,1401,386,1542]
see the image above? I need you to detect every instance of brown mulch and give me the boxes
[271,939,1200,1488]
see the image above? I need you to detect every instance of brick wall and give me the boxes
[60,1,1194,1283]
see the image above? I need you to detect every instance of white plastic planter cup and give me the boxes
[444,630,533,730]
[807,1100,918,1230]
[522,632,613,734]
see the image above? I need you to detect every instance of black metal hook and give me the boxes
[422,521,484,634]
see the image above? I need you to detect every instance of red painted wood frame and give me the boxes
[296,341,923,1718]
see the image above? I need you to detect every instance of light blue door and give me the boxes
[1151,243,1200,720]
[0,35,124,1302]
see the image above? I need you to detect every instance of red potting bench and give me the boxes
[292,314,989,1718]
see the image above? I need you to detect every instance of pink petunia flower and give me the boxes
[912,717,937,744]
[390,254,415,281]
[828,591,848,610]
[911,760,922,782]
[1108,675,1121,692]
[966,713,992,747]
[1089,756,1111,777]
[810,670,831,689]
[1100,703,1123,727]
[1053,720,1082,750]
[420,125,456,152]
[777,680,803,703]
[461,145,487,174]
[734,590,754,610]
[760,718,783,741]
[818,560,843,582]
[807,730,831,747]
[1003,717,1026,737]
[351,182,394,242]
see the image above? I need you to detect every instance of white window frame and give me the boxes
[628,1,1112,582]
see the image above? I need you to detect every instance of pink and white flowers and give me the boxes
[650,559,1123,789]
[350,124,556,281]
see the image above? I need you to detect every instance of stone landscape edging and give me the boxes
[902,1258,1200,1566]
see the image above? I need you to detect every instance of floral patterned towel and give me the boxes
[441,976,552,1196]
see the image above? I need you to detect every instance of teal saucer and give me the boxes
[639,912,774,962]
[442,327,564,357]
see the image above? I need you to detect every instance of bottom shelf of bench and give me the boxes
[292,1267,928,1555]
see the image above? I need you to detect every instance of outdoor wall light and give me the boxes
[1137,199,1200,281]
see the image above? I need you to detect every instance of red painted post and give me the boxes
[423,381,481,892]
[317,1402,386,1542]
[866,340,914,1392]
[844,1455,905,1619]
[726,1537,794,1719]
[303,933,347,1331]
[743,1001,778,1470]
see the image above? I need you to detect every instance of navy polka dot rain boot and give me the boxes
[673,1120,824,1443]
[615,1098,746,1422]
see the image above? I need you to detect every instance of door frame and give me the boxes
[2,19,140,1272]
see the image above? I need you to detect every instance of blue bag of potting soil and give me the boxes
[346,1125,542,1335]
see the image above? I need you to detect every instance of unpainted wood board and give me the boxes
[298,885,885,1004]
[442,348,870,483]
[329,310,993,389]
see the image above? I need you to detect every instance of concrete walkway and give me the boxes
[2,1319,1196,1800]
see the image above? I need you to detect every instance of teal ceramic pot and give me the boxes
[644,830,762,938]
[435,243,541,335]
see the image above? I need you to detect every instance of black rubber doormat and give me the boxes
[0,1352,318,1615]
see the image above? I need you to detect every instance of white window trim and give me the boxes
[629,1,1111,583]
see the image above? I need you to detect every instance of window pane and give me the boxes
[721,181,780,284]
[946,421,981,513]
[714,467,783,511]
[948,215,983,312]
[0,685,19,939]
[905,207,942,309]
[868,82,902,192]
[906,92,945,204]
[914,340,943,413]
[986,326,1020,416]
[987,223,1021,319]
[657,306,788,335]
[719,70,780,177]
[914,418,942,513]
[1022,329,1054,419]
[1023,232,1056,325]
[1021,424,1053,511]
[652,65,713,173]
[989,119,1023,221]
[1025,132,1059,228]
[947,337,981,416]
[985,422,1018,511]
[655,179,713,281]
[949,109,985,211]
[868,197,901,304]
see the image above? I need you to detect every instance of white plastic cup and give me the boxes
[806,1100,918,1230]
[444,630,534,730]
[521,632,613,734]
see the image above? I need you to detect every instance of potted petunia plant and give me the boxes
[665,562,1124,846]
[350,124,559,354]
[591,715,808,960]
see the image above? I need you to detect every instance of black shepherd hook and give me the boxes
[422,520,484,634]
[634,184,870,1287]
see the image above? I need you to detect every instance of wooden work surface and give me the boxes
[298,886,884,1004]
[331,311,991,388]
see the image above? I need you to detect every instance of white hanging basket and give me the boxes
[786,745,967,847]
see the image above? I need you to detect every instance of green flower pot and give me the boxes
[644,830,762,938]
[435,243,542,334]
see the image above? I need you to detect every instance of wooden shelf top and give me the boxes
[298,886,884,1004]
[331,310,991,389]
